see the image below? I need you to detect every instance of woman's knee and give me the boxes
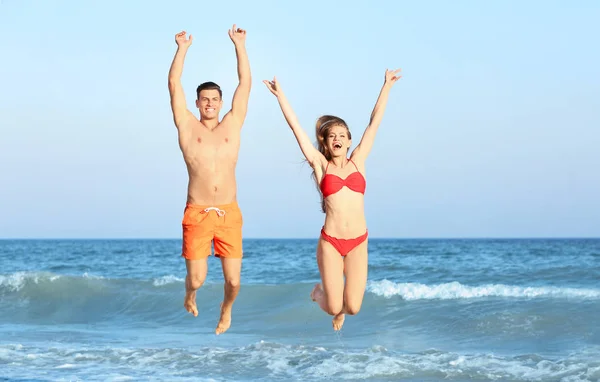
[325,300,343,316]
[344,300,363,315]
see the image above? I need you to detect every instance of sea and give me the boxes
[0,238,599,381]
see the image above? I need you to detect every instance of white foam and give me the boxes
[0,342,598,381]
[0,272,62,292]
[55,363,75,369]
[108,376,135,382]
[367,279,600,300]
[152,275,184,286]
[81,272,105,280]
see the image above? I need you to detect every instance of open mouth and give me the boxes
[333,142,343,150]
[205,108,215,113]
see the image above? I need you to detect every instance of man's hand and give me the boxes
[384,68,402,86]
[228,24,247,46]
[262,77,280,97]
[175,31,193,48]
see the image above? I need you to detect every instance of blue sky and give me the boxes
[0,0,598,239]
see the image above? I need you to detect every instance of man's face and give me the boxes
[196,89,223,120]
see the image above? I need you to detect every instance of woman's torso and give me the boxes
[317,158,367,238]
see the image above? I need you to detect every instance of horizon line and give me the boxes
[1,236,599,241]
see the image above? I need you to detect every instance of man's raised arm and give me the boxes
[228,24,251,125]
[168,31,194,128]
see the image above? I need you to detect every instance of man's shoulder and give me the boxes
[176,114,200,130]
[219,111,245,130]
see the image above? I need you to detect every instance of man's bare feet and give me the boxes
[215,302,232,335]
[332,313,345,331]
[184,289,198,317]
[310,283,323,302]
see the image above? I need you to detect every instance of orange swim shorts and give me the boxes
[181,202,243,260]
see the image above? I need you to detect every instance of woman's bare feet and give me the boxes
[332,313,345,331]
[215,302,232,335]
[310,283,323,302]
[311,283,345,330]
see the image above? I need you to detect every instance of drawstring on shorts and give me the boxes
[201,207,226,217]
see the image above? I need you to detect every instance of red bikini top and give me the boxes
[320,159,366,198]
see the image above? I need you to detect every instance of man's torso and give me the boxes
[179,116,241,205]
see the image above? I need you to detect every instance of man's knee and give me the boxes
[187,274,205,290]
[224,277,240,290]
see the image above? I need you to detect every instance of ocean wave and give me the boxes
[367,279,600,300]
[1,341,598,381]
[3,272,599,302]
[0,271,182,293]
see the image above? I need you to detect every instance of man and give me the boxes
[167,24,251,335]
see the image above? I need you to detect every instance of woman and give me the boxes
[263,69,401,330]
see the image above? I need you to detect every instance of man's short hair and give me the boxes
[196,82,222,99]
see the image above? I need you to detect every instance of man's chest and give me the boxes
[184,131,240,159]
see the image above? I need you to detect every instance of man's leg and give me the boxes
[216,257,242,335]
[184,258,208,316]
[181,204,214,316]
[212,202,244,335]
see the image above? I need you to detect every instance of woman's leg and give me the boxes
[343,238,369,314]
[311,238,345,323]
[333,238,369,329]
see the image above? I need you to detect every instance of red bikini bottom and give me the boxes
[320,227,368,256]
